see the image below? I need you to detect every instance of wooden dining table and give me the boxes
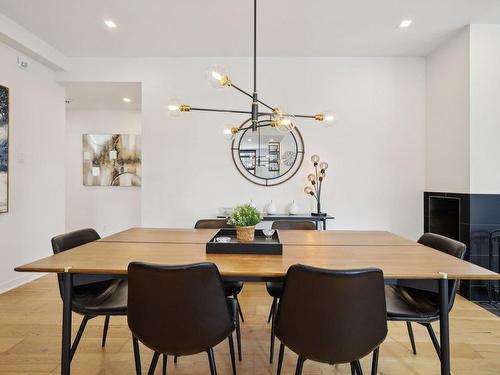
[15,228,500,375]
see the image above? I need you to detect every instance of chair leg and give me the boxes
[406,322,417,355]
[102,315,110,347]
[270,300,276,363]
[277,342,285,375]
[424,322,441,360]
[207,348,218,375]
[70,315,91,362]
[162,354,167,375]
[132,335,142,375]
[294,355,305,375]
[268,297,277,323]
[228,333,236,375]
[148,352,160,375]
[371,347,379,375]
[234,294,244,323]
[174,355,178,364]
[234,303,242,361]
[353,360,364,375]
[350,362,356,375]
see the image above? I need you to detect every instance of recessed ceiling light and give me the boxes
[399,19,412,28]
[122,97,131,103]
[104,19,117,29]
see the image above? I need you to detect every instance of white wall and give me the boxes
[0,41,65,292]
[425,27,470,193]
[65,109,142,236]
[469,25,500,194]
[59,57,425,239]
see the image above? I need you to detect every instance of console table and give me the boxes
[217,213,334,230]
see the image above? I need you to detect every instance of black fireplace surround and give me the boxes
[424,192,500,301]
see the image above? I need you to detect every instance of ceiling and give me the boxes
[64,82,141,110]
[0,0,499,58]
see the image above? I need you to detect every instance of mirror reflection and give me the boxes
[232,125,304,186]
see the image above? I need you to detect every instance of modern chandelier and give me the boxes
[167,0,335,137]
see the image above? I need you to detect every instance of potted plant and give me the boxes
[228,204,262,242]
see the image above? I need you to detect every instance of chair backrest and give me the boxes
[127,262,233,356]
[271,220,316,230]
[275,264,387,364]
[194,219,233,229]
[418,232,467,308]
[51,228,103,297]
[51,228,100,254]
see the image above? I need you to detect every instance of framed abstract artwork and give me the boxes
[83,134,141,187]
[0,85,9,213]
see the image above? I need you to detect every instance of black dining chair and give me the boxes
[266,220,316,363]
[275,264,387,375]
[51,228,128,362]
[127,262,237,375]
[195,219,244,360]
[385,233,466,358]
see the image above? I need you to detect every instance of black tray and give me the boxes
[206,229,283,255]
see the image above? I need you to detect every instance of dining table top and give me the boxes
[15,228,500,281]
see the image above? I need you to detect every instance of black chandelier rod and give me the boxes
[253,0,257,93]
[231,83,273,110]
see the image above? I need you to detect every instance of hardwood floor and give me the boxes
[0,276,499,374]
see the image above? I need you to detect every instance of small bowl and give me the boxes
[262,229,275,239]
[214,236,231,243]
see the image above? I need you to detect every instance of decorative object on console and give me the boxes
[83,134,141,187]
[304,155,329,216]
[266,200,277,215]
[0,85,9,213]
[228,204,263,242]
[288,200,299,215]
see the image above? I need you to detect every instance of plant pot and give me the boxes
[236,225,255,242]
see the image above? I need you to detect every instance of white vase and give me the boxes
[266,200,277,215]
[288,200,299,215]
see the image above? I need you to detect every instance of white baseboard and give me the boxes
[0,273,47,294]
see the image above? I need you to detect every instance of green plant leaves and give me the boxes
[228,204,262,227]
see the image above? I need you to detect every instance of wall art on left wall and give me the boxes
[0,85,9,213]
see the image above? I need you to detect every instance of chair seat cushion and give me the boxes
[72,279,128,315]
[223,281,243,296]
[385,285,439,321]
[266,281,284,298]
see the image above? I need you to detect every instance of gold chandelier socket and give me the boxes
[179,104,191,112]
[221,76,232,87]
[270,120,278,127]
[231,127,239,135]
[314,114,325,121]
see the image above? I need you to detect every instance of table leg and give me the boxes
[439,277,450,375]
[61,272,73,375]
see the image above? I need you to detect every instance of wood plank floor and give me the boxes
[0,276,499,374]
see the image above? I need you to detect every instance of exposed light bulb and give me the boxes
[122,97,131,103]
[307,174,316,182]
[167,98,182,117]
[104,19,117,29]
[319,162,329,171]
[304,186,314,195]
[223,127,238,140]
[207,64,230,88]
[272,108,295,132]
[311,155,320,164]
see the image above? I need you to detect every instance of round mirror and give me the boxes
[231,119,304,186]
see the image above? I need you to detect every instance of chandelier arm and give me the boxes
[189,106,274,116]
[230,83,274,110]
[190,107,253,115]
[294,114,318,119]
